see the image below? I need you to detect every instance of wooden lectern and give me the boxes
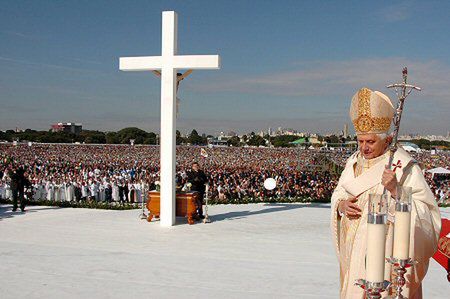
[146,191,200,225]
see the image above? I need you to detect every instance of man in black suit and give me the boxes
[10,167,30,212]
[187,162,207,219]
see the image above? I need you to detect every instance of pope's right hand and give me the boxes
[338,197,361,219]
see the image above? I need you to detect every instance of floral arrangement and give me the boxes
[182,182,192,192]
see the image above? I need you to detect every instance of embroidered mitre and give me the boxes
[349,87,394,134]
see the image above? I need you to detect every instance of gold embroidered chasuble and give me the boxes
[330,148,441,299]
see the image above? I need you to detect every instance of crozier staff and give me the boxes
[330,87,441,298]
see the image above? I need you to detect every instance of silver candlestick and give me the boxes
[139,182,148,220]
[385,257,417,299]
[355,279,391,299]
[203,184,211,224]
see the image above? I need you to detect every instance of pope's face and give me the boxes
[357,134,389,159]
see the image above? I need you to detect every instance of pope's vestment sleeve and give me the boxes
[330,158,353,257]
[401,163,441,298]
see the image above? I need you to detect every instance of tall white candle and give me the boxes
[393,210,411,259]
[366,222,387,282]
[393,186,412,260]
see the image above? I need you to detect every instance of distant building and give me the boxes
[207,138,228,147]
[343,124,349,139]
[51,122,82,135]
[274,127,304,136]
[399,142,421,153]
[218,131,236,141]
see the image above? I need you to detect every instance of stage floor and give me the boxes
[1,203,448,298]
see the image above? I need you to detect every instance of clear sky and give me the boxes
[1,0,449,135]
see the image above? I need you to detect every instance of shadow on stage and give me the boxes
[0,204,61,221]
[210,202,330,222]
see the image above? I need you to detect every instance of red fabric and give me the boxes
[432,218,450,270]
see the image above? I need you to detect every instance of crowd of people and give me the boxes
[413,151,450,204]
[0,143,448,206]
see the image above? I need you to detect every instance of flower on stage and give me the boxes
[182,182,192,192]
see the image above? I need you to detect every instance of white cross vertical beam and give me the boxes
[160,11,177,227]
[119,11,220,227]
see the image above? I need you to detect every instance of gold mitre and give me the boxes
[349,87,394,134]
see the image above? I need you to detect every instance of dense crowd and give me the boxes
[0,143,448,205]
[412,151,450,204]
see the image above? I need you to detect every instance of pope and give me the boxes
[330,87,441,298]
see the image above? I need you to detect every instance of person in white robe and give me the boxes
[99,183,105,202]
[89,181,99,201]
[128,182,135,203]
[40,181,47,201]
[33,181,41,200]
[81,182,89,201]
[54,182,61,202]
[0,181,5,199]
[5,182,12,200]
[3,171,12,200]
[59,182,66,202]
[46,181,54,201]
[65,181,74,202]
[330,87,441,299]
[112,181,119,202]
[39,181,45,200]
[134,182,142,203]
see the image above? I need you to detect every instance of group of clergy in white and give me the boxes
[331,87,441,298]
[0,175,147,203]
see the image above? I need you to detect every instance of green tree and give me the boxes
[188,129,206,145]
[272,135,298,147]
[227,136,241,147]
[143,132,157,145]
[0,131,8,141]
[80,131,106,144]
[176,130,185,145]
[116,127,148,144]
[247,135,266,147]
[105,132,119,144]
[325,135,340,144]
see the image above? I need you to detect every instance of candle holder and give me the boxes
[356,194,391,298]
[203,185,211,224]
[385,257,417,298]
[139,183,148,220]
[355,279,391,299]
[395,186,412,212]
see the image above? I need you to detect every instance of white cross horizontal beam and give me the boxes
[119,55,220,71]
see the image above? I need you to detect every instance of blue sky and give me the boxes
[0,0,449,135]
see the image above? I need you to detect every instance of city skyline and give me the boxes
[1,1,449,135]
[4,123,449,142]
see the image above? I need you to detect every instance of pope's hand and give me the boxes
[382,166,397,198]
[338,197,361,219]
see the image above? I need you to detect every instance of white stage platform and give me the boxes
[1,203,448,298]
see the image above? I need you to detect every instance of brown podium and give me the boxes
[146,191,200,225]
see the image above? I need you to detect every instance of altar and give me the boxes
[146,191,200,225]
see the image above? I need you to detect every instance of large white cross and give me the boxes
[119,11,220,227]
